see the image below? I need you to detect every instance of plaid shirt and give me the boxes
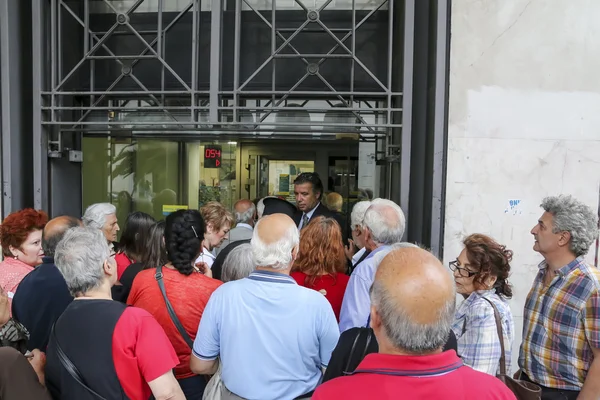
[451,290,514,375]
[518,257,600,390]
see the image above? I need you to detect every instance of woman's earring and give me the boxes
[13,255,17,260]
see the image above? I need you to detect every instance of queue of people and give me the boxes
[0,171,597,400]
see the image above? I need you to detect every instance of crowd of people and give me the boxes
[0,171,598,400]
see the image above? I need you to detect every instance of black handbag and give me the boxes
[51,325,107,400]
[482,297,542,400]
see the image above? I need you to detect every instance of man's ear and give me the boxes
[369,306,381,330]
[558,231,571,248]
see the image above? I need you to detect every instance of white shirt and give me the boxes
[195,247,216,269]
[352,247,367,266]
[298,203,320,230]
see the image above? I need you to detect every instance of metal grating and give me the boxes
[38,0,401,139]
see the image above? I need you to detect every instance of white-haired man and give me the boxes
[191,214,339,400]
[215,199,256,257]
[344,200,372,273]
[339,198,406,332]
[517,195,600,399]
[82,203,120,245]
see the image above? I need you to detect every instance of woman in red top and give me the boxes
[128,209,222,400]
[291,216,350,321]
[115,211,156,280]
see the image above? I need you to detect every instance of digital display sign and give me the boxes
[204,145,222,168]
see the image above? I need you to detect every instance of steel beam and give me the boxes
[209,0,223,122]
[1,0,33,216]
[429,0,450,257]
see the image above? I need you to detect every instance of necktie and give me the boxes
[302,214,309,229]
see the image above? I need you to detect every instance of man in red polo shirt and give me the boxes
[313,247,516,400]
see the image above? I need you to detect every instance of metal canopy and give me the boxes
[37,0,401,138]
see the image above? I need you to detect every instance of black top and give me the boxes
[211,239,251,281]
[322,327,458,383]
[11,257,73,351]
[112,262,144,303]
[46,300,129,400]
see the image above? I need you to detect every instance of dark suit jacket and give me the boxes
[294,203,349,244]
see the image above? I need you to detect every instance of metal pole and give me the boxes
[400,0,415,232]
[429,0,450,258]
[32,0,48,211]
[209,0,223,123]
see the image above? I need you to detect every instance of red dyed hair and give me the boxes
[293,216,347,286]
[0,208,48,257]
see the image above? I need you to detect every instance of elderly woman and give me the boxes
[196,202,234,268]
[45,227,184,400]
[449,233,515,375]
[82,202,120,246]
[128,210,223,399]
[0,209,48,308]
[292,216,349,320]
[221,243,255,282]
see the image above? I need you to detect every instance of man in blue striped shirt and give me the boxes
[191,213,340,400]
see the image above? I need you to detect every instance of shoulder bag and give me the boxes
[155,265,194,348]
[481,297,541,400]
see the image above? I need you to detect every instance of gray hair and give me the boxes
[371,242,420,267]
[370,277,455,354]
[236,204,256,225]
[350,200,372,228]
[251,219,299,270]
[362,199,406,245]
[82,203,117,230]
[222,243,255,282]
[256,196,277,219]
[541,195,599,257]
[55,227,111,297]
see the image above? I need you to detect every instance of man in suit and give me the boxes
[215,199,256,257]
[293,173,348,244]
[293,172,335,229]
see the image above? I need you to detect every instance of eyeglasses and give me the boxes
[449,260,477,278]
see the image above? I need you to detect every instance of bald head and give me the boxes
[234,199,256,225]
[252,214,299,270]
[363,199,406,246]
[371,247,455,354]
[42,216,83,258]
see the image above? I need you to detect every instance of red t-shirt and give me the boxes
[115,253,134,281]
[112,307,179,400]
[127,267,222,379]
[312,351,516,400]
[291,272,350,321]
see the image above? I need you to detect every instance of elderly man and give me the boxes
[215,199,256,257]
[339,198,406,332]
[82,202,120,245]
[344,200,372,273]
[191,214,339,400]
[12,216,81,350]
[517,195,600,399]
[313,247,516,399]
[45,227,184,400]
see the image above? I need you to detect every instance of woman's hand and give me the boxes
[195,262,213,278]
[28,349,47,385]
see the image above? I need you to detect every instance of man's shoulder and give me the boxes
[456,367,516,398]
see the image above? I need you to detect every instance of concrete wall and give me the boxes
[445,0,600,372]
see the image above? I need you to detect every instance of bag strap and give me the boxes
[51,325,108,400]
[155,265,194,349]
[481,297,507,375]
[343,328,374,374]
